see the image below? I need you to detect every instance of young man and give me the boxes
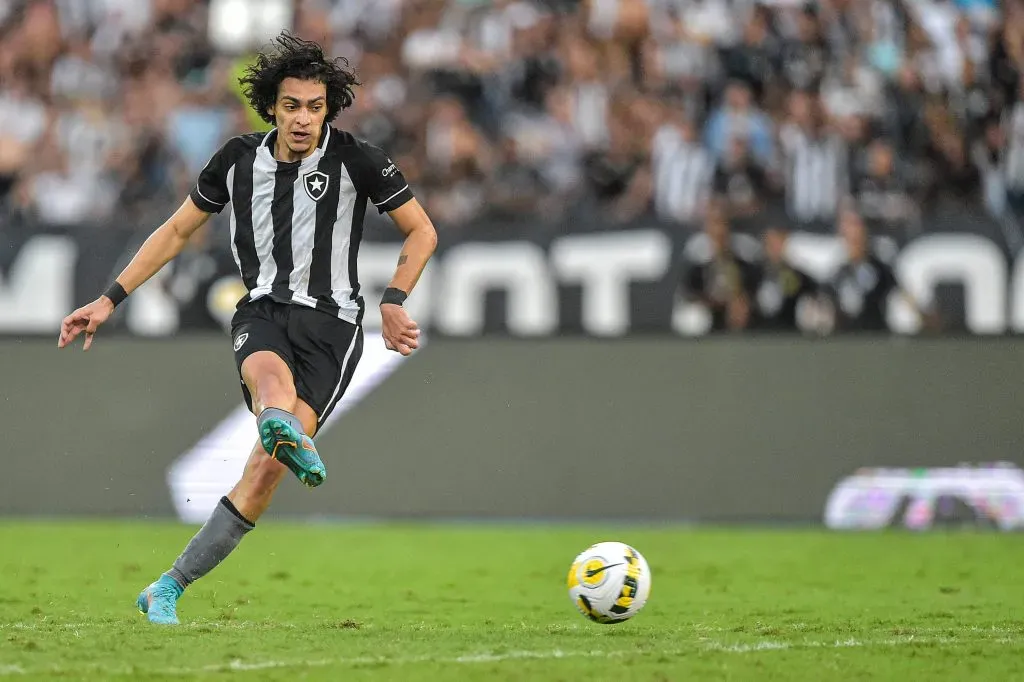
[679,203,759,333]
[826,208,935,333]
[752,227,819,332]
[56,33,438,624]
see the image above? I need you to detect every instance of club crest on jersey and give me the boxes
[302,170,329,202]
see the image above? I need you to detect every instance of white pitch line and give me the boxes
[0,623,93,631]
[2,635,1023,677]
[703,641,792,653]
[2,620,1022,637]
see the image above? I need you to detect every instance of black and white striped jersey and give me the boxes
[653,137,715,224]
[782,130,848,224]
[189,124,413,324]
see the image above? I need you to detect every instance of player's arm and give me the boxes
[379,198,438,356]
[385,198,438,297]
[59,137,236,351]
[109,198,212,300]
[353,141,437,356]
[57,197,212,350]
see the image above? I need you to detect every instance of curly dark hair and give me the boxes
[239,32,359,125]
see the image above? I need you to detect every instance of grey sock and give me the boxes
[258,407,304,435]
[166,496,254,589]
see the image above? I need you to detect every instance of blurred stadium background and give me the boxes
[1,0,1024,531]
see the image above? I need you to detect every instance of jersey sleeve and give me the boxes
[189,142,234,214]
[348,140,415,214]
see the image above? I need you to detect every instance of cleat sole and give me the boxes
[261,418,326,487]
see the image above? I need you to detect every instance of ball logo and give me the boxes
[579,557,618,589]
[233,333,248,352]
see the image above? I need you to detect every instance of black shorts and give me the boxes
[230,297,364,430]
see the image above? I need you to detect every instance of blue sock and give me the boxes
[157,573,185,598]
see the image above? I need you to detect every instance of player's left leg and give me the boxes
[137,305,361,625]
[136,402,321,625]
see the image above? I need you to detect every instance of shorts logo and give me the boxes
[233,333,249,352]
[302,170,330,202]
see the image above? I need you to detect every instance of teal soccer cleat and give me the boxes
[137,575,184,625]
[260,416,326,487]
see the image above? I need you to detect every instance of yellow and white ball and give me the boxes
[567,541,651,624]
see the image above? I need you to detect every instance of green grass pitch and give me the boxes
[1,522,1023,680]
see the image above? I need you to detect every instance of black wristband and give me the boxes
[380,287,408,307]
[103,281,128,307]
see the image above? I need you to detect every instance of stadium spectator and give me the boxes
[922,98,983,207]
[581,97,652,222]
[752,226,819,332]
[971,115,1012,217]
[507,85,585,215]
[820,53,885,125]
[851,137,921,235]
[1001,76,1024,214]
[0,65,46,204]
[484,134,547,221]
[719,5,780,103]
[824,208,927,333]
[777,4,829,93]
[779,90,848,228]
[679,203,759,333]
[882,65,932,160]
[704,80,775,167]
[713,137,776,220]
[654,115,715,225]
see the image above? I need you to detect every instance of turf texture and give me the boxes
[0,522,1022,680]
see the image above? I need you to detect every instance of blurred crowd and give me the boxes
[0,0,1022,238]
[676,201,947,334]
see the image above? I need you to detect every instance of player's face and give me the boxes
[271,78,328,159]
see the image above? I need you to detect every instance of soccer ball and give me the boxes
[567,541,651,624]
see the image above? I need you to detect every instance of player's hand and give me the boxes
[57,297,115,351]
[380,303,420,356]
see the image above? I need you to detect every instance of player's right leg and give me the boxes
[222,392,322,520]
[242,351,326,489]
[230,301,326,489]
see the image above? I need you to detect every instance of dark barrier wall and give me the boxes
[4,208,1024,337]
[2,337,1022,522]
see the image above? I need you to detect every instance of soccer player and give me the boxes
[56,33,438,625]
